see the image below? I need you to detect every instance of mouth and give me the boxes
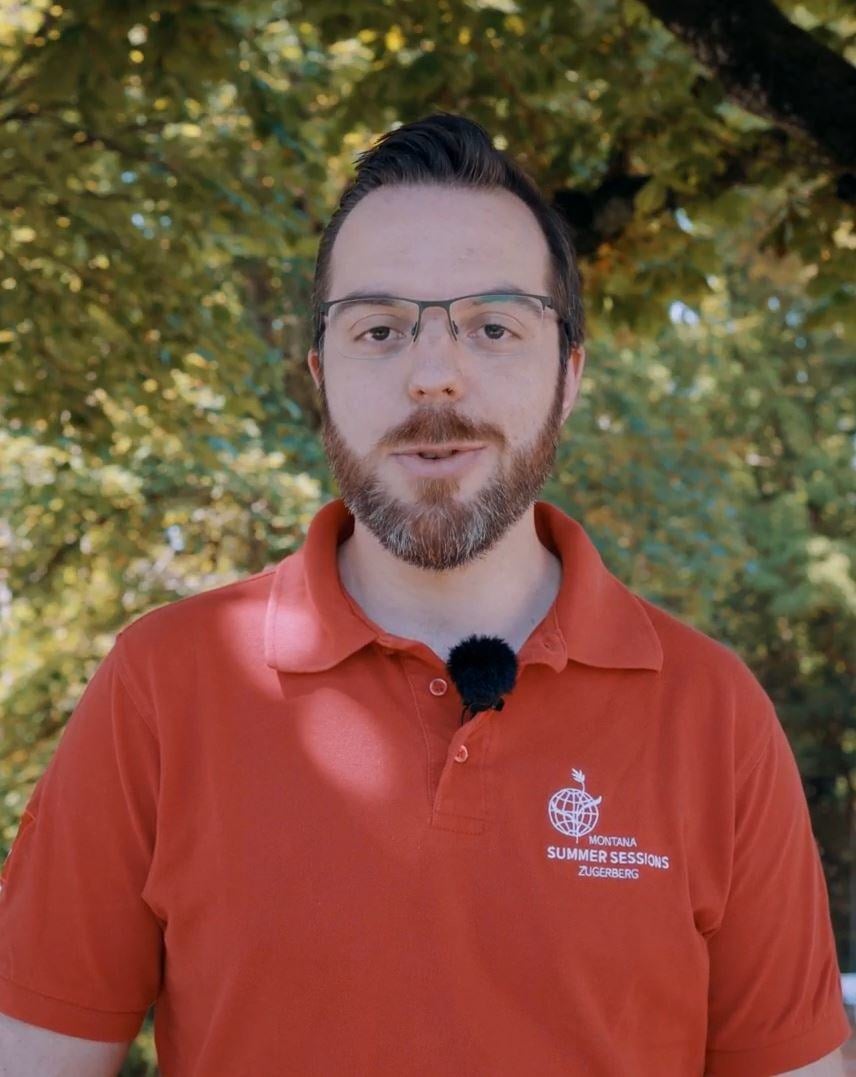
[392,445,487,478]
[394,444,485,460]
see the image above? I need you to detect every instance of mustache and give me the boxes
[380,415,501,451]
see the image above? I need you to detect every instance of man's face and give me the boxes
[308,184,584,572]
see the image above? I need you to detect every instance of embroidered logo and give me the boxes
[545,766,672,881]
[547,768,602,840]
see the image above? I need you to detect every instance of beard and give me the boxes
[316,359,566,573]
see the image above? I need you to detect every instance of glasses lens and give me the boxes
[326,298,418,359]
[451,294,545,355]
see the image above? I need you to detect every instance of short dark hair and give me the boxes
[311,113,584,369]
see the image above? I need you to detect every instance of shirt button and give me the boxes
[544,634,559,651]
[453,745,469,763]
[429,678,448,696]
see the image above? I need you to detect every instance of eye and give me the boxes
[355,324,406,343]
[460,311,525,342]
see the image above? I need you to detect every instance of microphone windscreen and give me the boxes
[446,634,518,712]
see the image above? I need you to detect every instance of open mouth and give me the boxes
[394,446,486,477]
[398,446,482,460]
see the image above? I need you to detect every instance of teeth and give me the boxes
[419,451,456,459]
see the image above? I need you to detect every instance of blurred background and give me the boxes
[0,0,853,1071]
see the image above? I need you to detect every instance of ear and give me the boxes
[561,345,586,423]
[307,347,323,391]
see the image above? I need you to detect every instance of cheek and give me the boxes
[326,373,387,451]
[495,375,549,424]
[325,365,365,416]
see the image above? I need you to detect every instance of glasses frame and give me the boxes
[318,291,570,352]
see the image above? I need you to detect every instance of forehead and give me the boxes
[327,184,551,300]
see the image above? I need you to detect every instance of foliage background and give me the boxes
[0,0,853,1071]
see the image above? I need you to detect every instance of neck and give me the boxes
[336,503,562,662]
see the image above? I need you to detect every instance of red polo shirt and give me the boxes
[0,498,849,1075]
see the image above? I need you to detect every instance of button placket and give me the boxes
[394,654,490,833]
[431,720,491,833]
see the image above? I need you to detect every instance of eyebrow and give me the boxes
[334,281,538,302]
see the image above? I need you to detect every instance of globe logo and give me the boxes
[548,768,603,840]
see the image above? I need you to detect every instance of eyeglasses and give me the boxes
[319,292,566,360]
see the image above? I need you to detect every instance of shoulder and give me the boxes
[632,593,780,777]
[637,594,757,682]
[113,563,280,712]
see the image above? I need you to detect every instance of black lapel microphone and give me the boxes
[446,634,519,725]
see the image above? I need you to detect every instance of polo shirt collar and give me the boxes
[264,498,663,675]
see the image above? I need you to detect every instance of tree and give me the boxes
[640,0,856,167]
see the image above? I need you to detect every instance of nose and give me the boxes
[412,302,458,345]
[406,308,465,401]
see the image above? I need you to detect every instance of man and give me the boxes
[0,114,849,1075]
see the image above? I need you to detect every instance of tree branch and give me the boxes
[640,0,856,166]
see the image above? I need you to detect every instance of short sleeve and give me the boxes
[0,636,163,1041]
[704,699,851,1076]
